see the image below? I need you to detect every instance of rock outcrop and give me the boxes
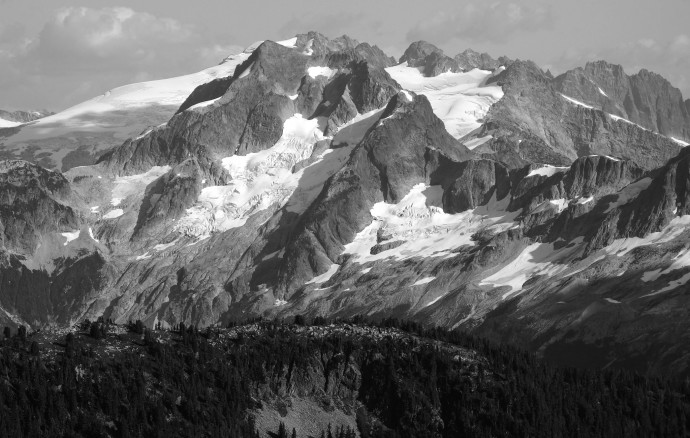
[399,41,461,76]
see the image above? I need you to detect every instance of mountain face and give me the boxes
[0,109,52,126]
[554,61,690,141]
[2,31,690,376]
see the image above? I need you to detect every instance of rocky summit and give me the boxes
[2,31,690,377]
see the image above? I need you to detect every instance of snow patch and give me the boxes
[527,165,569,178]
[598,87,608,97]
[386,63,503,139]
[111,165,170,206]
[344,184,519,263]
[0,117,22,128]
[464,135,493,150]
[412,277,435,286]
[188,96,221,110]
[102,208,124,219]
[61,230,80,246]
[560,94,594,109]
[307,66,336,79]
[153,240,178,252]
[671,137,689,147]
[305,264,340,285]
[604,214,690,256]
[136,252,152,261]
[480,243,572,298]
[604,298,620,304]
[277,37,298,48]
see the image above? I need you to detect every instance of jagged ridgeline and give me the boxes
[2,31,690,376]
[1,320,688,437]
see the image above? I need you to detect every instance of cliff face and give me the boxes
[471,60,683,170]
[554,61,690,141]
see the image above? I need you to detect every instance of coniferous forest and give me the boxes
[0,317,688,437]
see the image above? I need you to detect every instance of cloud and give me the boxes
[0,7,240,111]
[407,1,552,45]
[551,34,690,98]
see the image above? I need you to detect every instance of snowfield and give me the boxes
[386,63,504,139]
[0,117,22,128]
[111,166,171,207]
[343,183,520,264]
[175,109,383,238]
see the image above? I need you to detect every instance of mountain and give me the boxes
[553,61,690,141]
[0,46,264,171]
[0,109,53,127]
[2,31,690,376]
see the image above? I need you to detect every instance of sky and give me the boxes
[1,0,689,111]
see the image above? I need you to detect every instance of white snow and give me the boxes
[277,37,298,48]
[360,268,372,275]
[480,242,574,298]
[111,165,170,206]
[464,135,493,150]
[527,165,570,178]
[343,184,520,264]
[305,264,340,285]
[386,63,504,139]
[136,252,152,261]
[609,114,648,131]
[153,241,178,252]
[61,230,81,246]
[90,206,100,213]
[640,244,690,295]
[188,96,221,111]
[307,66,336,79]
[401,90,414,101]
[102,209,124,219]
[0,117,22,128]
[577,196,594,205]
[598,87,608,97]
[531,198,568,214]
[412,277,435,286]
[175,113,328,236]
[274,299,288,306]
[604,298,621,304]
[560,94,594,109]
[671,137,690,147]
[88,227,99,243]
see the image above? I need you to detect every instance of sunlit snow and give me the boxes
[343,183,519,264]
[385,63,504,139]
[527,165,569,178]
[111,166,171,206]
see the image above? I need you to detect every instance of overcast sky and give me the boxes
[1,0,689,111]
